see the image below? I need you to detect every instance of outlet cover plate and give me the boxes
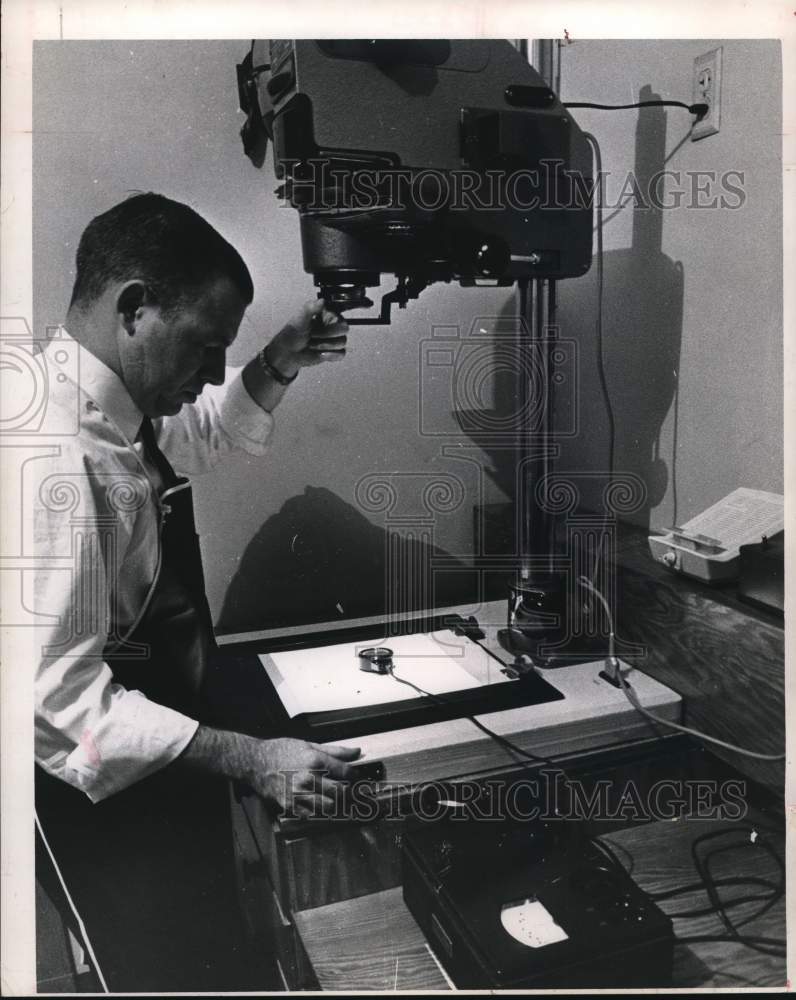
[692,46,722,140]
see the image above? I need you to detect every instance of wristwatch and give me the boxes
[257,346,298,385]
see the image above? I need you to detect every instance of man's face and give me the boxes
[119,276,248,417]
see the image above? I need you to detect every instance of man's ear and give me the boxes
[116,281,148,335]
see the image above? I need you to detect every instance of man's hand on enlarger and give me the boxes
[242,297,349,412]
[265,298,349,379]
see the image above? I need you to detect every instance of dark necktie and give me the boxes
[138,415,181,488]
[109,416,216,714]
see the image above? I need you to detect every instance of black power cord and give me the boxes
[676,828,786,957]
[581,132,613,588]
[625,825,784,957]
[593,825,785,958]
[386,665,567,774]
[565,99,709,119]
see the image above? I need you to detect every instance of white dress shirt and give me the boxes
[34,329,274,802]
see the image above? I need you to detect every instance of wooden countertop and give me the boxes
[612,531,784,792]
[293,811,785,991]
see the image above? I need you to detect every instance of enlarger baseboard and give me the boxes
[329,661,682,785]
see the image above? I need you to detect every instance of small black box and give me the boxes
[738,530,784,614]
[402,820,674,989]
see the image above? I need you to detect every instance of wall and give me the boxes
[554,40,783,531]
[33,41,518,634]
[33,40,783,634]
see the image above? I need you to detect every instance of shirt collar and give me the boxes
[46,326,144,443]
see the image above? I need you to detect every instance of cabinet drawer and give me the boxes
[282,818,405,911]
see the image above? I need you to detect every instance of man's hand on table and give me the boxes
[180,726,361,819]
[245,737,362,817]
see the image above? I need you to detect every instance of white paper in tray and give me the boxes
[259,631,508,718]
[679,487,783,550]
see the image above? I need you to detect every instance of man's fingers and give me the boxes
[321,307,346,327]
[299,351,346,367]
[320,757,355,780]
[307,334,347,349]
[286,797,329,821]
[310,323,347,337]
[295,298,328,333]
[312,743,361,777]
[307,342,347,354]
[315,743,362,761]
[317,774,347,801]
[307,299,345,327]
[293,772,345,796]
[286,784,344,820]
[313,322,348,340]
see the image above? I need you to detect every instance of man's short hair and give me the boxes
[69,192,254,314]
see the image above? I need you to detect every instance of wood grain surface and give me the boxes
[293,887,451,991]
[602,815,786,988]
[293,811,785,990]
[613,531,784,792]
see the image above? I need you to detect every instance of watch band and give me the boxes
[258,346,298,386]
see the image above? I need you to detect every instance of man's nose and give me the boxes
[201,349,226,386]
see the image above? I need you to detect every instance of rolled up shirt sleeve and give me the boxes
[37,663,199,804]
[34,443,199,803]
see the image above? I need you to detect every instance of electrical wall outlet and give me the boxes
[691,46,722,140]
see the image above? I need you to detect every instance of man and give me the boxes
[34,192,360,990]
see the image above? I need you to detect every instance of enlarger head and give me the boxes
[237,39,593,323]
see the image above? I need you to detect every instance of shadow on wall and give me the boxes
[451,295,531,503]
[216,300,535,634]
[556,87,684,530]
[217,485,474,634]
